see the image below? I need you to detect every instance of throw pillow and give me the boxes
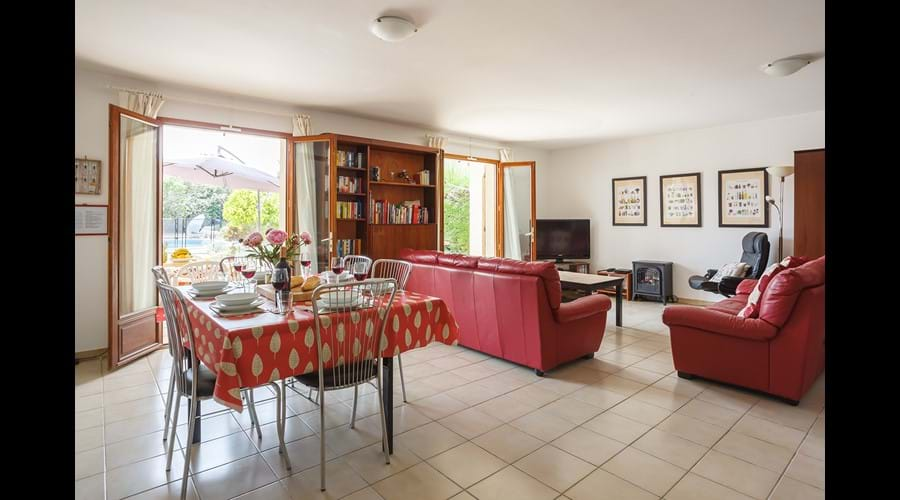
[710,262,750,283]
[737,261,787,318]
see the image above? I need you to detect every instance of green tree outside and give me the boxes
[222,189,280,234]
[162,177,229,221]
[443,163,470,254]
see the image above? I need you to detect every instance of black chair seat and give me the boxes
[293,360,378,390]
[183,364,217,398]
[689,275,717,291]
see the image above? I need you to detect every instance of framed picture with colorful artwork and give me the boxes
[74,157,102,195]
[612,176,647,226]
[659,172,701,227]
[718,167,769,227]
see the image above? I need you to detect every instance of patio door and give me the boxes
[497,161,536,260]
[108,105,163,369]
[291,135,334,274]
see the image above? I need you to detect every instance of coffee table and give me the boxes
[558,271,625,327]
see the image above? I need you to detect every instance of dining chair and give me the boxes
[174,260,221,285]
[290,278,397,491]
[341,254,372,274]
[219,255,274,282]
[371,259,413,402]
[155,281,290,500]
[153,267,264,444]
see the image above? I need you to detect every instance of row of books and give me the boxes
[337,175,364,194]
[335,239,362,258]
[336,200,364,219]
[370,199,430,225]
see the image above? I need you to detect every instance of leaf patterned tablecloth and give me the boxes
[182,288,460,411]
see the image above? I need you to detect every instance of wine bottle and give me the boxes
[275,245,292,281]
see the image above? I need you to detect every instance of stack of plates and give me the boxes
[210,292,264,316]
[317,290,365,310]
[188,280,232,298]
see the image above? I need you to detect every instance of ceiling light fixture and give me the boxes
[761,57,812,77]
[370,16,418,42]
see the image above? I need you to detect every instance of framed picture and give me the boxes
[75,204,109,235]
[718,167,769,227]
[75,157,102,195]
[612,176,647,226]
[659,172,701,227]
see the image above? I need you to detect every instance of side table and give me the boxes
[596,270,632,301]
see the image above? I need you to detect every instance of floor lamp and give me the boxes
[765,165,794,261]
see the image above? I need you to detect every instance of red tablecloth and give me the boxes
[182,288,459,411]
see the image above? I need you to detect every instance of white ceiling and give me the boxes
[75,0,825,149]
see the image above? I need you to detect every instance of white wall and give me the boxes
[75,64,548,352]
[538,111,824,301]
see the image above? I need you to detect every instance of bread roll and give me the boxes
[290,276,305,289]
[301,275,321,291]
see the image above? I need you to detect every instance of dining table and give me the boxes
[179,281,460,453]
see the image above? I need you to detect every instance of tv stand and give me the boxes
[547,260,590,274]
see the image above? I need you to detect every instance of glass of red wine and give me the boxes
[241,261,257,293]
[232,257,244,284]
[353,261,368,281]
[271,268,290,313]
[331,257,344,282]
[299,249,312,279]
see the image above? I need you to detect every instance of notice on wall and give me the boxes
[75,205,108,235]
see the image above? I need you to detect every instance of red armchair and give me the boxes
[662,256,825,404]
[399,249,612,375]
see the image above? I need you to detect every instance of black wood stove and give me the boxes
[632,260,675,304]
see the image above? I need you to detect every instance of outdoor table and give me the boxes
[180,286,460,453]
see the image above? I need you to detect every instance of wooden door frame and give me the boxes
[497,161,537,260]
[442,154,499,255]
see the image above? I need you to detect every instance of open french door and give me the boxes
[290,135,335,274]
[108,105,163,369]
[497,161,536,261]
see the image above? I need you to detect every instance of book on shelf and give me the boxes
[336,200,364,219]
[369,199,429,224]
[335,239,362,258]
[337,175,363,194]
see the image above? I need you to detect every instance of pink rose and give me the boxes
[266,229,288,245]
[299,231,312,245]
[244,232,263,247]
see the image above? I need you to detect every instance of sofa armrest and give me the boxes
[662,305,778,341]
[736,279,758,295]
[555,293,611,323]
[717,276,746,296]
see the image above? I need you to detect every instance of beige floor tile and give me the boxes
[770,476,825,500]
[187,431,258,473]
[419,372,473,391]
[609,399,672,427]
[75,473,106,500]
[104,410,167,444]
[248,415,316,452]
[75,426,105,453]
[124,478,200,499]
[785,453,825,490]
[532,377,587,396]
[507,384,564,407]
[106,430,174,471]
[616,366,667,384]
[372,462,461,500]
[469,465,558,500]
[342,486,386,500]
[655,413,727,447]
[192,455,276,500]
[582,410,652,444]
[76,447,105,480]
[511,409,579,442]
[439,406,504,439]
[676,400,743,428]
[597,351,646,366]
[569,384,630,409]
[396,421,466,459]
[748,399,818,432]
[427,354,474,371]
[591,375,648,396]
[261,435,338,479]
[103,371,159,392]
[408,393,469,420]
[552,427,627,466]
[514,444,595,492]
[692,450,780,499]
[631,387,691,411]
[732,414,806,451]
[175,412,245,446]
[665,472,753,500]
[428,442,506,487]
[476,393,542,422]
[696,387,759,413]
[448,492,476,500]
[632,429,708,469]
[540,397,605,425]
[713,431,794,473]
[76,394,104,413]
[282,457,369,500]
[797,434,824,461]
[473,424,545,463]
[232,480,292,500]
[390,404,433,434]
[105,452,186,500]
[445,381,509,406]
[299,403,352,433]
[323,414,385,456]
[102,382,161,406]
[103,395,167,424]
[601,447,685,496]
[565,468,657,500]
[344,442,421,484]
[76,407,104,431]
[651,375,705,398]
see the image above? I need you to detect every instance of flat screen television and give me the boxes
[536,219,590,261]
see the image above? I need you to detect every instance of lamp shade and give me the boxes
[766,166,795,179]
[370,16,418,42]
[761,58,811,77]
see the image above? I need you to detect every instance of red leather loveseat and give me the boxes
[399,249,612,375]
[662,256,825,404]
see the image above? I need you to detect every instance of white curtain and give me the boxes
[427,134,447,150]
[292,114,319,273]
[118,90,165,119]
[499,148,513,162]
[499,148,523,259]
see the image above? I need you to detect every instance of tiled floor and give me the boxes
[75,300,825,500]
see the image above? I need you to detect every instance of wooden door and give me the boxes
[497,161,537,260]
[794,149,825,258]
[108,105,163,369]
[291,135,335,273]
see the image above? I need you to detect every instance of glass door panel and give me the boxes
[443,158,488,256]
[293,138,332,273]
[498,162,536,260]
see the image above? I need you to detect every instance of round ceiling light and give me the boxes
[370,16,418,42]
[761,57,812,77]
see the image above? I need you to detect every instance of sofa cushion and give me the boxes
[758,255,825,328]
[398,248,441,265]
[707,295,749,316]
[737,255,814,319]
[663,305,778,341]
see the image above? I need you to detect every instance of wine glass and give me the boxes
[299,249,312,279]
[271,268,290,313]
[353,261,368,281]
[331,257,345,280]
[232,257,245,284]
[241,260,257,293]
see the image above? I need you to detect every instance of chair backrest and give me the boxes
[155,280,199,396]
[176,260,222,283]
[342,255,373,274]
[151,265,171,285]
[310,279,397,391]
[371,259,412,290]
[219,256,273,281]
[740,232,771,279]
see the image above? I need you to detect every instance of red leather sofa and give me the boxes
[399,249,612,375]
[662,256,825,404]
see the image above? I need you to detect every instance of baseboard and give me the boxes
[75,348,107,360]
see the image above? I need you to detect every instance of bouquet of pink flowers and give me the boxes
[240,228,312,267]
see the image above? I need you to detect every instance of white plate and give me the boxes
[210,298,265,312]
[192,280,229,291]
[189,285,235,297]
[215,292,260,306]
[317,292,365,310]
